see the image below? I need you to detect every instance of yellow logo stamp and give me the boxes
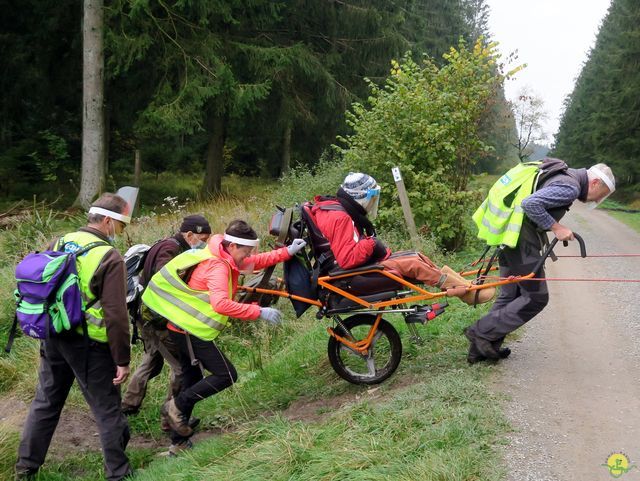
[601,452,637,478]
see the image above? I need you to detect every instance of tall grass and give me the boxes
[0,168,509,480]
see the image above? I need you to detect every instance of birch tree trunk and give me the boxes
[75,0,105,208]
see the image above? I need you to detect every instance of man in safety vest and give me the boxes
[142,219,306,455]
[16,193,133,480]
[465,159,615,364]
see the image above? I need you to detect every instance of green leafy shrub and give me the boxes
[337,40,504,250]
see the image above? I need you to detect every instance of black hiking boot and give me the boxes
[464,327,499,361]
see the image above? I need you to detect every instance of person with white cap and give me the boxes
[465,158,615,364]
[16,193,133,480]
[141,219,306,454]
[311,172,496,306]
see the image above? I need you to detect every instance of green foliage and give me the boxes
[336,40,503,250]
[1,0,501,203]
[554,0,640,187]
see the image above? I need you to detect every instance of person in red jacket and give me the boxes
[161,219,306,454]
[311,172,495,305]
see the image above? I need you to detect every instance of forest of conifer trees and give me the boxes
[0,0,517,206]
[554,0,640,193]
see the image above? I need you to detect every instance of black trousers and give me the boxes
[169,330,238,443]
[16,335,131,481]
[468,239,550,346]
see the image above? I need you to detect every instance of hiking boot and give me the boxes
[464,327,499,360]
[440,266,496,305]
[161,399,193,437]
[121,404,140,416]
[467,345,511,364]
[15,467,38,480]
[168,439,194,457]
[161,413,200,432]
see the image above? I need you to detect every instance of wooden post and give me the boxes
[392,166,419,249]
[134,149,141,186]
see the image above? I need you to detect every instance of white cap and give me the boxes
[588,164,615,193]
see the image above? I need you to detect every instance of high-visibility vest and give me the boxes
[142,247,233,341]
[56,231,114,342]
[472,161,542,248]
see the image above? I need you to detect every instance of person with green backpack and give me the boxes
[16,193,134,481]
[465,159,615,364]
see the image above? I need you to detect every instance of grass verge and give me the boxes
[0,170,508,480]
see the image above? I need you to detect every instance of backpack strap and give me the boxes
[4,313,19,353]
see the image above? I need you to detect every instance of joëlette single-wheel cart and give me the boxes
[238,206,587,385]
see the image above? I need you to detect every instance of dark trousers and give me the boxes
[16,336,131,481]
[121,321,182,410]
[468,239,549,346]
[168,330,238,443]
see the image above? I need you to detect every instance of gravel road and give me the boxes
[497,203,640,481]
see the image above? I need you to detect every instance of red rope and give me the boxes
[480,275,640,283]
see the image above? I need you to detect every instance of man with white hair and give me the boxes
[465,158,615,363]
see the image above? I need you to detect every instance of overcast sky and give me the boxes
[486,0,612,145]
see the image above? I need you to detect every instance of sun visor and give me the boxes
[116,186,140,220]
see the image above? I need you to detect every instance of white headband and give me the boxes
[88,207,132,224]
[223,233,260,247]
[589,166,615,193]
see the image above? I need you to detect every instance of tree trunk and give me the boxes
[134,149,142,186]
[75,0,105,208]
[203,113,225,197]
[281,119,292,176]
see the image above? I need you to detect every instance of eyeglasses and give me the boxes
[114,219,127,232]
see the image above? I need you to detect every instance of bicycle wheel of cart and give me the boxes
[327,314,402,385]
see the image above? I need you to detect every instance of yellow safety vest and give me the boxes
[56,231,114,342]
[142,247,233,341]
[472,161,542,248]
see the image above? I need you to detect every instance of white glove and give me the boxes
[287,238,307,256]
[259,307,283,325]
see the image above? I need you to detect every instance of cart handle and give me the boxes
[533,232,586,275]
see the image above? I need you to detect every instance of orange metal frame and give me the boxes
[237,267,533,352]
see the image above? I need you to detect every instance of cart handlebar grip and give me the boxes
[533,231,586,275]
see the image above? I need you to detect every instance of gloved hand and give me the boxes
[287,238,307,256]
[259,307,283,325]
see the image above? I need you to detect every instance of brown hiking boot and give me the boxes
[440,266,496,305]
[161,399,193,437]
[161,413,200,432]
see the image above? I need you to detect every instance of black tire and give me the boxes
[327,314,402,385]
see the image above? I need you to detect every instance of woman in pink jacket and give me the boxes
[165,219,305,454]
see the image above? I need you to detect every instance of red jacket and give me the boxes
[187,234,291,320]
[311,197,391,270]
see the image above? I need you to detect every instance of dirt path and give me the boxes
[498,203,640,481]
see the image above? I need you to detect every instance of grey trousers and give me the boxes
[468,240,550,346]
[16,336,131,481]
[121,322,182,410]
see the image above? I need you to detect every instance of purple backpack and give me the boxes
[5,241,108,352]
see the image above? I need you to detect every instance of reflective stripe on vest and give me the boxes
[56,231,113,342]
[472,162,542,248]
[142,247,233,341]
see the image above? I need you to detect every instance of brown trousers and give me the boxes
[380,251,443,286]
